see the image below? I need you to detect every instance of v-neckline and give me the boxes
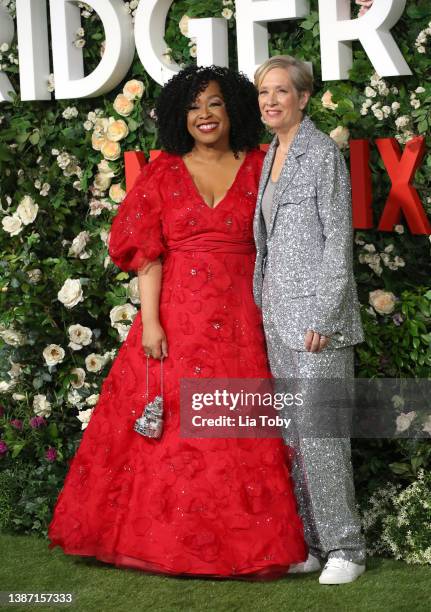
[180,151,250,211]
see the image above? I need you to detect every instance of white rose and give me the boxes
[85,353,106,373]
[91,132,107,151]
[377,83,389,96]
[365,86,376,98]
[189,44,197,58]
[396,411,416,433]
[57,278,84,309]
[113,94,134,117]
[321,90,338,110]
[16,195,39,225]
[68,231,90,257]
[373,109,384,120]
[93,117,109,135]
[179,15,190,37]
[123,79,145,100]
[222,7,233,19]
[128,277,140,304]
[0,329,26,346]
[0,380,14,393]
[415,86,426,94]
[67,388,84,407]
[33,394,52,417]
[369,289,396,315]
[93,172,112,191]
[62,106,79,120]
[101,140,122,161]
[68,324,93,351]
[116,323,131,342]
[329,126,350,149]
[394,224,404,234]
[86,393,99,406]
[12,393,26,401]
[77,407,94,430]
[2,215,23,236]
[395,116,409,129]
[110,304,138,328]
[70,367,86,389]
[109,183,126,203]
[43,344,65,366]
[391,102,400,113]
[97,159,116,177]
[381,106,391,118]
[107,118,129,142]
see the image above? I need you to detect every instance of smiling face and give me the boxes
[186,80,230,147]
[258,67,310,134]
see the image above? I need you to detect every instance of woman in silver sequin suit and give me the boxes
[252,55,366,585]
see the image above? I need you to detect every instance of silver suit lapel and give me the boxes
[267,116,315,238]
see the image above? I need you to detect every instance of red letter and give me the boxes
[350,139,373,229]
[124,151,147,192]
[376,137,431,235]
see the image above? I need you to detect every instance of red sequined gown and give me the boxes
[47,149,307,577]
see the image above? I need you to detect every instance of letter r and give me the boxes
[318,0,411,80]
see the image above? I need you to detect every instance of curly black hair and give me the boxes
[155,65,263,156]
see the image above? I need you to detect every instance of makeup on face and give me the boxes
[258,68,309,133]
[186,80,231,145]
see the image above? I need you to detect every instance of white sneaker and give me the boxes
[288,553,321,574]
[318,558,365,584]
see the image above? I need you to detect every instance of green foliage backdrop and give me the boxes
[0,0,430,560]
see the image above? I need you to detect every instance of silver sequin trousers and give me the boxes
[264,318,366,565]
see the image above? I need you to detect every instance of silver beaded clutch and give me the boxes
[134,356,164,439]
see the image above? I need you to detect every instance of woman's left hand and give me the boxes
[304,330,330,353]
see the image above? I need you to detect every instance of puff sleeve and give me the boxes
[108,161,165,272]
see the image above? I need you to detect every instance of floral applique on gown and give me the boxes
[47,149,307,578]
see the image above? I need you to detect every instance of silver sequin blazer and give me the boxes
[253,115,365,350]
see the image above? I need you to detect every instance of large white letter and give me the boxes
[188,18,229,69]
[134,0,180,85]
[236,0,310,81]
[0,5,15,102]
[16,0,51,101]
[49,0,135,99]
[319,0,412,80]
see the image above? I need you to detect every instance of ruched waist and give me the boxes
[167,233,255,254]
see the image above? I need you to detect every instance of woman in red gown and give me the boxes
[47,66,306,578]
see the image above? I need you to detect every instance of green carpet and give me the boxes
[0,534,429,612]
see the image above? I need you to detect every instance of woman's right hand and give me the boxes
[142,320,168,359]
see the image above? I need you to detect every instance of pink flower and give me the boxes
[45,447,58,462]
[0,440,8,456]
[11,419,23,431]
[356,0,374,17]
[29,416,46,429]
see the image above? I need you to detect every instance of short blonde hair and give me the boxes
[254,55,314,96]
